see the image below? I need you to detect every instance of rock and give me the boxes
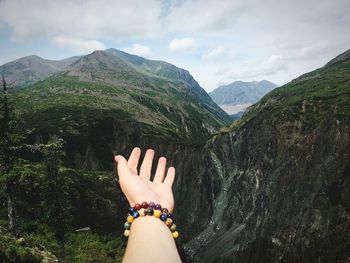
[75,227,92,233]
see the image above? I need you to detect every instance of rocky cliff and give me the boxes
[182,49,350,262]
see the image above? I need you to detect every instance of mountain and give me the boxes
[0,55,80,88]
[12,49,231,169]
[209,80,278,115]
[1,48,349,262]
[182,49,350,262]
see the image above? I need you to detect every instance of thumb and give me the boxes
[115,155,130,179]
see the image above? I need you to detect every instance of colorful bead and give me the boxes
[172,231,179,239]
[127,215,134,223]
[153,210,161,218]
[165,218,173,226]
[129,210,139,218]
[124,222,131,230]
[160,213,167,221]
[167,213,174,220]
[124,202,178,240]
[124,229,130,237]
[139,208,146,216]
[141,202,149,209]
[146,208,154,216]
[129,207,137,214]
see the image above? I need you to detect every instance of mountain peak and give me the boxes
[209,80,278,115]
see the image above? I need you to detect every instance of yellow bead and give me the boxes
[172,231,179,239]
[124,230,130,237]
[127,215,134,223]
[165,218,173,226]
[153,210,161,218]
[170,224,176,232]
[139,208,146,216]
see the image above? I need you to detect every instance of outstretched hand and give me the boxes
[115,147,176,212]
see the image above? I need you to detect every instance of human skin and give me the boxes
[115,147,182,263]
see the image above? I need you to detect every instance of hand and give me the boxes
[115,147,176,212]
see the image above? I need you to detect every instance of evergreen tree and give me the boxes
[36,137,70,255]
[0,76,22,237]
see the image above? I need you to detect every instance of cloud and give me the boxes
[52,36,106,54]
[216,54,287,80]
[123,44,153,58]
[202,46,226,60]
[0,0,161,40]
[164,0,248,32]
[169,37,197,52]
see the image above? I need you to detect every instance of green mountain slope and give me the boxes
[0,55,80,89]
[12,50,231,169]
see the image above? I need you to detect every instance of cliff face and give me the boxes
[182,49,350,262]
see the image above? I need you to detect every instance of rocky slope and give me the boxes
[183,49,350,262]
[209,80,277,115]
[0,55,80,88]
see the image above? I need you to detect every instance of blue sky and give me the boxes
[0,0,349,92]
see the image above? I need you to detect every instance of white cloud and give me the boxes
[219,54,287,80]
[52,36,106,54]
[123,44,153,58]
[0,0,161,40]
[169,37,197,53]
[164,0,248,32]
[202,46,226,60]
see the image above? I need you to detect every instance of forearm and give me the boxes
[123,216,181,263]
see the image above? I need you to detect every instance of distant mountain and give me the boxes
[12,49,231,168]
[0,55,80,88]
[209,80,278,115]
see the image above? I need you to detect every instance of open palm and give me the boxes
[115,147,175,212]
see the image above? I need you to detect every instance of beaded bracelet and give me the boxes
[123,201,179,239]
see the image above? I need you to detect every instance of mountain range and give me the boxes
[0,48,349,262]
[209,80,278,117]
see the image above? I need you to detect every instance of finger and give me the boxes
[163,167,175,187]
[139,149,154,180]
[115,155,131,180]
[127,147,141,174]
[153,157,166,183]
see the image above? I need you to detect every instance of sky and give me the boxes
[0,0,349,92]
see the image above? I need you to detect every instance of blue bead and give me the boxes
[160,213,167,221]
[129,207,136,213]
[147,208,154,216]
[130,210,139,218]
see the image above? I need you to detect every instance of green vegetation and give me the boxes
[226,50,350,133]
[0,162,126,262]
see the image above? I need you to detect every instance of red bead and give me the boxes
[134,203,141,210]
[141,202,149,209]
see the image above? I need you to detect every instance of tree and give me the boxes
[0,75,23,237]
[34,137,70,255]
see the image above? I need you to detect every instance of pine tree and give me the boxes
[0,76,22,236]
[36,136,70,255]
